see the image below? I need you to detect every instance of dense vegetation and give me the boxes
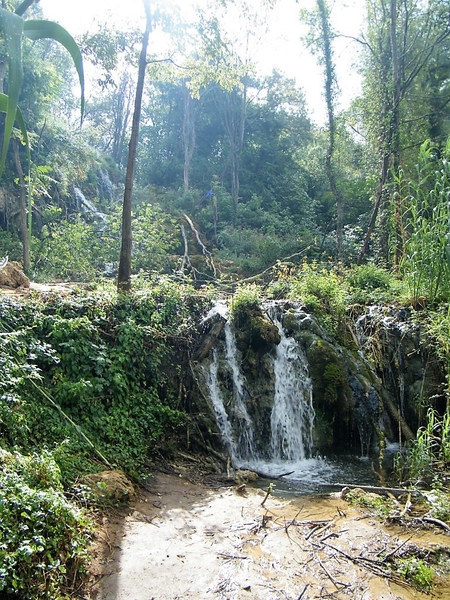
[1,0,450,597]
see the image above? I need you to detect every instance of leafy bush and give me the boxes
[0,451,91,599]
[395,557,434,591]
[346,263,400,303]
[31,200,179,281]
[395,408,450,483]
[230,284,261,319]
[0,280,206,481]
[288,262,347,337]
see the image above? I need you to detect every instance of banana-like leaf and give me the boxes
[24,20,85,119]
[0,8,24,176]
[0,93,30,148]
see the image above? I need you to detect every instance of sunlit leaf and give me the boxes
[0,8,24,175]
[24,20,85,119]
[0,93,30,154]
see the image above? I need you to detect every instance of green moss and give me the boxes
[307,339,351,409]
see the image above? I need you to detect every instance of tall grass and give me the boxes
[400,139,450,304]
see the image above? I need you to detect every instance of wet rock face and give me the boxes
[233,306,281,353]
[194,301,444,461]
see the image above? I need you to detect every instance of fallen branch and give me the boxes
[422,516,450,532]
[328,482,413,497]
[317,556,349,590]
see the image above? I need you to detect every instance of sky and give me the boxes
[38,0,365,124]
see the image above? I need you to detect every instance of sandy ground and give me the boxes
[86,472,450,600]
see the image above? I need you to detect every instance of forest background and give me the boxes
[1,0,450,598]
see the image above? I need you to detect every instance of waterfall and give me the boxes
[269,311,314,460]
[201,302,315,469]
[205,349,237,464]
[72,188,106,223]
[223,322,257,461]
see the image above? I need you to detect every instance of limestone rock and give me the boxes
[0,261,30,288]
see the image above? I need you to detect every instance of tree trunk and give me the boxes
[117,0,151,292]
[316,0,343,264]
[182,81,196,191]
[12,138,30,271]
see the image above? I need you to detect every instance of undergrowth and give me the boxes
[0,277,209,600]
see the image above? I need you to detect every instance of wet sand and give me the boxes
[87,472,450,600]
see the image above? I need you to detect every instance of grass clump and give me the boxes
[344,488,398,518]
[230,284,261,319]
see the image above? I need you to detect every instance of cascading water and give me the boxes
[223,322,257,461]
[205,349,237,465]
[198,299,438,492]
[200,301,329,486]
[269,309,315,461]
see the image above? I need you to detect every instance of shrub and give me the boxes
[0,451,91,599]
[288,262,347,337]
[230,284,261,319]
[346,264,399,303]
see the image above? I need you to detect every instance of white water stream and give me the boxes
[202,303,331,486]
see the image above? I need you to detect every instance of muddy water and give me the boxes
[89,472,450,600]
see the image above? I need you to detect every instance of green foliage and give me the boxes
[33,220,103,281]
[0,280,206,482]
[288,262,346,337]
[395,408,450,482]
[31,200,179,281]
[345,488,398,518]
[0,450,91,599]
[230,284,260,319]
[346,263,400,304]
[400,139,450,304]
[0,230,23,260]
[0,3,84,176]
[395,557,434,591]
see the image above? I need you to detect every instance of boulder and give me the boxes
[0,261,30,288]
[81,469,136,504]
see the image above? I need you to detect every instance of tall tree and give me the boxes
[117,0,152,292]
[306,0,344,262]
[357,0,450,265]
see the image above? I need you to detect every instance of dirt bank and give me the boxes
[86,472,450,600]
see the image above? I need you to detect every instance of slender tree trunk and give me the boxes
[358,151,390,264]
[316,0,343,263]
[117,0,151,292]
[182,81,196,191]
[12,138,30,271]
[112,75,133,165]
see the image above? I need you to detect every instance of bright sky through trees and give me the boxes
[38,0,364,123]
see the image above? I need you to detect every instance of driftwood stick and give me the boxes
[422,516,450,532]
[297,584,309,600]
[399,493,412,518]
[317,557,348,589]
[285,509,303,533]
[328,482,413,497]
[381,536,412,562]
[253,469,295,479]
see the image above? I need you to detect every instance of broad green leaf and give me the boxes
[0,8,24,176]
[24,20,85,118]
[0,93,30,154]
[0,92,31,237]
